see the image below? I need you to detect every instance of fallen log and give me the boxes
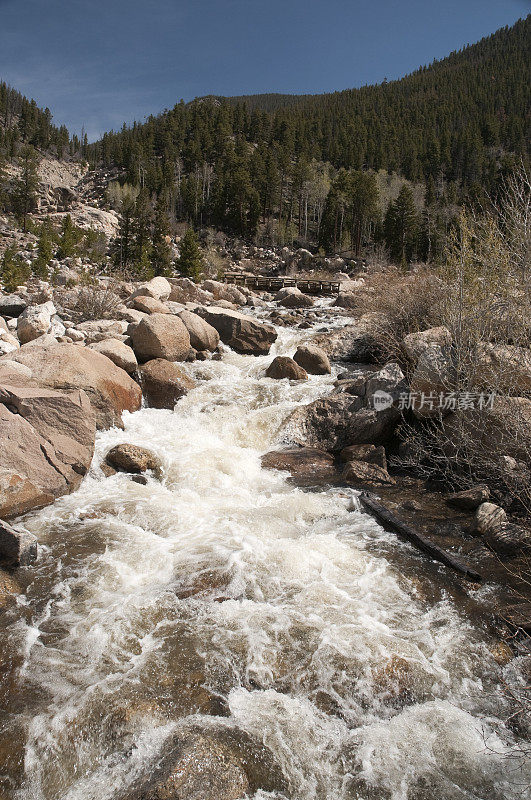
[358,492,482,582]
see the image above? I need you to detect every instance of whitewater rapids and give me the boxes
[0,318,529,800]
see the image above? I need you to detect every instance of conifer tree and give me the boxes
[34,218,54,279]
[12,145,39,232]
[151,198,173,276]
[56,214,81,259]
[1,245,31,292]
[384,185,419,266]
[178,228,203,282]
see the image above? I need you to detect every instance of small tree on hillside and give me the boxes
[178,228,203,282]
[151,197,172,276]
[57,214,82,259]
[11,145,39,232]
[34,218,55,279]
[1,245,31,292]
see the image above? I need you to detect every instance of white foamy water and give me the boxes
[1,320,529,800]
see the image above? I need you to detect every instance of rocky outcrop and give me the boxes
[129,313,191,363]
[105,444,162,476]
[196,307,277,355]
[89,339,138,374]
[4,343,142,429]
[178,310,220,351]
[0,384,95,518]
[401,327,452,363]
[265,356,308,380]
[293,344,331,375]
[284,394,399,451]
[139,359,195,409]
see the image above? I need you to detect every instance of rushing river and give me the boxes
[0,314,529,800]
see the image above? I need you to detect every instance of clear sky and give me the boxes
[0,0,528,141]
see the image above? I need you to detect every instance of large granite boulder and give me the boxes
[265,356,308,380]
[277,287,314,309]
[89,339,138,373]
[0,384,95,518]
[129,276,172,302]
[17,301,55,344]
[129,313,191,363]
[401,327,452,364]
[139,359,195,409]
[178,310,220,351]
[3,343,142,429]
[196,307,277,355]
[293,344,331,375]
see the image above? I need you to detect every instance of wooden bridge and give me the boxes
[222,272,340,295]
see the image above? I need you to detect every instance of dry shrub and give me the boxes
[74,285,122,322]
[355,266,448,363]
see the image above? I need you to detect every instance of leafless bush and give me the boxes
[73,285,123,321]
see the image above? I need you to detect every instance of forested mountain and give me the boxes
[80,17,529,255]
[0,83,75,158]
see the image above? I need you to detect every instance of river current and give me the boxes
[0,312,529,800]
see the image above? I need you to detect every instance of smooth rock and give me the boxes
[17,301,55,344]
[265,356,308,381]
[89,339,138,374]
[105,444,162,476]
[132,296,170,315]
[474,502,507,536]
[130,313,191,363]
[178,310,220,351]
[293,344,331,375]
[196,307,277,356]
[139,359,195,409]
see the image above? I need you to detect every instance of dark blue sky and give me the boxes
[0,0,527,141]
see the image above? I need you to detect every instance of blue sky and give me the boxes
[0,0,527,141]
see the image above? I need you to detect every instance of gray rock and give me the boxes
[293,344,331,375]
[0,519,37,566]
[265,356,308,380]
[196,306,277,356]
[446,486,490,511]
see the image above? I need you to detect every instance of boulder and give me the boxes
[0,295,27,318]
[0,519,37,566]
[129,276,172,302]
[476,342,531,395]
[293,344,331,375]
[76,319,127,344]
[278,287,314,309]
[89,339,138,374]
[474,503,507,536]
[340,443,387,470]
[284,394,399,451]
[3,343,142,429]
[485,523,530,556]
[105,444,162,476]
[196,307,277,355]
[139,359,195,409]
[410,344,455,418]
[313,314,386,363]
[0,327,19,356]
[446,486,490,511]
[168,278,213,305]
[342,460,395,487]
[265,356,308,381]
[132,295,170,315]
[365,362,407,408]
[402,327,452,364]
[178,310,220,351]
[129,313,191,363]
[333,292,358,309]
[17,301,55,344]
[0,568,21,608]
[261,447,338,485]
[0,384,95,518]
[202,279,246,306]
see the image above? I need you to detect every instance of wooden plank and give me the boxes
[358,492,482,582]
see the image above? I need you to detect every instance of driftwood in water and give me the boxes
[359,492,482,582]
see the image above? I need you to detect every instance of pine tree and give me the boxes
[11,145,39,232]
[1,245,31,292]
[151,197,172,276]
[178,228,203,282]
[56,214,81,259]
[34,218,54,279]
[384,185,419,266]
